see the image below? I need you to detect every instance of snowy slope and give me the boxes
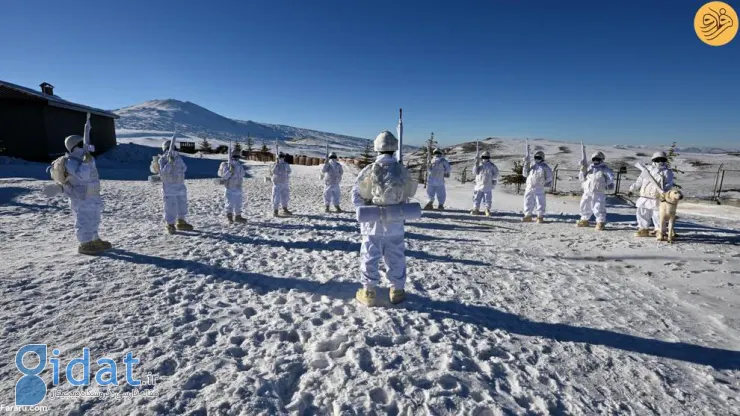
[114,99,399,158]
[1,155,739,415]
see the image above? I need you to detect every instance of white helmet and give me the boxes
[329,151,337,159]
[64,135,84,152]
[480,151,491,159]
[591,151,605,161]
[651,151,667,161]
[534,150,545,160]
[162,140,171,151]
[374,131,398,152]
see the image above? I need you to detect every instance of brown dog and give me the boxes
[656,189,684,243]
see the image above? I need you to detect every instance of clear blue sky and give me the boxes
[1,0,738,147]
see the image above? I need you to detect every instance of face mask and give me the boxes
[592,159,602,165]
[534,157,543,162]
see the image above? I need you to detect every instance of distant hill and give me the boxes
[113,99,410,157]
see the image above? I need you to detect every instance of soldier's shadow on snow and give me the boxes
[103,249,740,370]
[190,230,490,266]
[420,211,523,225]
[0,186,65,214]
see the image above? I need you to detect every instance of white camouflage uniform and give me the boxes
[155,151,189,224]
[64,148,103,243]
[579,163,615,223]
[321,159,344,206]
[218,159,246,215]
[523,160,553,217]
[472,160,499,210]
[270,159,291,210]
[352,154,411,290]
[631,163,674,230]
[426,156,451,206]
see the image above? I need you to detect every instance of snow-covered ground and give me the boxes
[1,150,739,415]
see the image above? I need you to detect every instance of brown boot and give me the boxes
[165,223,176,234]
[78,241,103,255]
[226,213,234,223]
[234,214,247,223]
[176,219,194,231]
[335,205,343,213]
[282,208,293,216]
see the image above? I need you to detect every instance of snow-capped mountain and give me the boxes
[114,99,386,157]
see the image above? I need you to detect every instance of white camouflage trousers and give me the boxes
[323,184,341,206]
[579,192,607,223]
[426,184,446,205]
[636,207,660,229]
[224,189,243,215]
[71,197,103,243]
[164,195,188,224]
[272,183,290,210]
[360,235,406,290]
[472,190,493,210]
[523,187,546,217]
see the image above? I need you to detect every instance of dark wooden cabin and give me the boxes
[0,80,119,161]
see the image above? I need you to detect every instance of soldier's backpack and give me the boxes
[48,155,70,185]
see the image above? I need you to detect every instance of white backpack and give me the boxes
[49,155,70,185]
[357,162,412,206]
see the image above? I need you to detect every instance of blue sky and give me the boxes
[1,0,738,147]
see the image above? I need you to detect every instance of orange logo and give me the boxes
[695,2,738,46]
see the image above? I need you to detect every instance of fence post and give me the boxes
[614,168,623,195]
[712,164,724,202]
[716,170,726,201]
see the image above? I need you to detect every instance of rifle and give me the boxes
[396,108,403,163]
[83,113,94,160]
[475,139,480,167]
[168,128,177,162]
[228,140,233,166]
[634,162,664,194]
[523,138,531,176]
[580,139,587,171]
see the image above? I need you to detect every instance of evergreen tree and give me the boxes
[260,140,269,153]
[234,141,243,154]
[500,161,527,194]
[359,141,374,168]
[199,135,212,153]
[246,134,254,155]
[666,141,684,189]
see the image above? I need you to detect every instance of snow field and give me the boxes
[0,157,739,415]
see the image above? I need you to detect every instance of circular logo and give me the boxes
[695,1,738,46]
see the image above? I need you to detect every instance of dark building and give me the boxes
[0,80,119,161]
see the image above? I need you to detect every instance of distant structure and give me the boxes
[179,142,196,154]
[0,80,119,161]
